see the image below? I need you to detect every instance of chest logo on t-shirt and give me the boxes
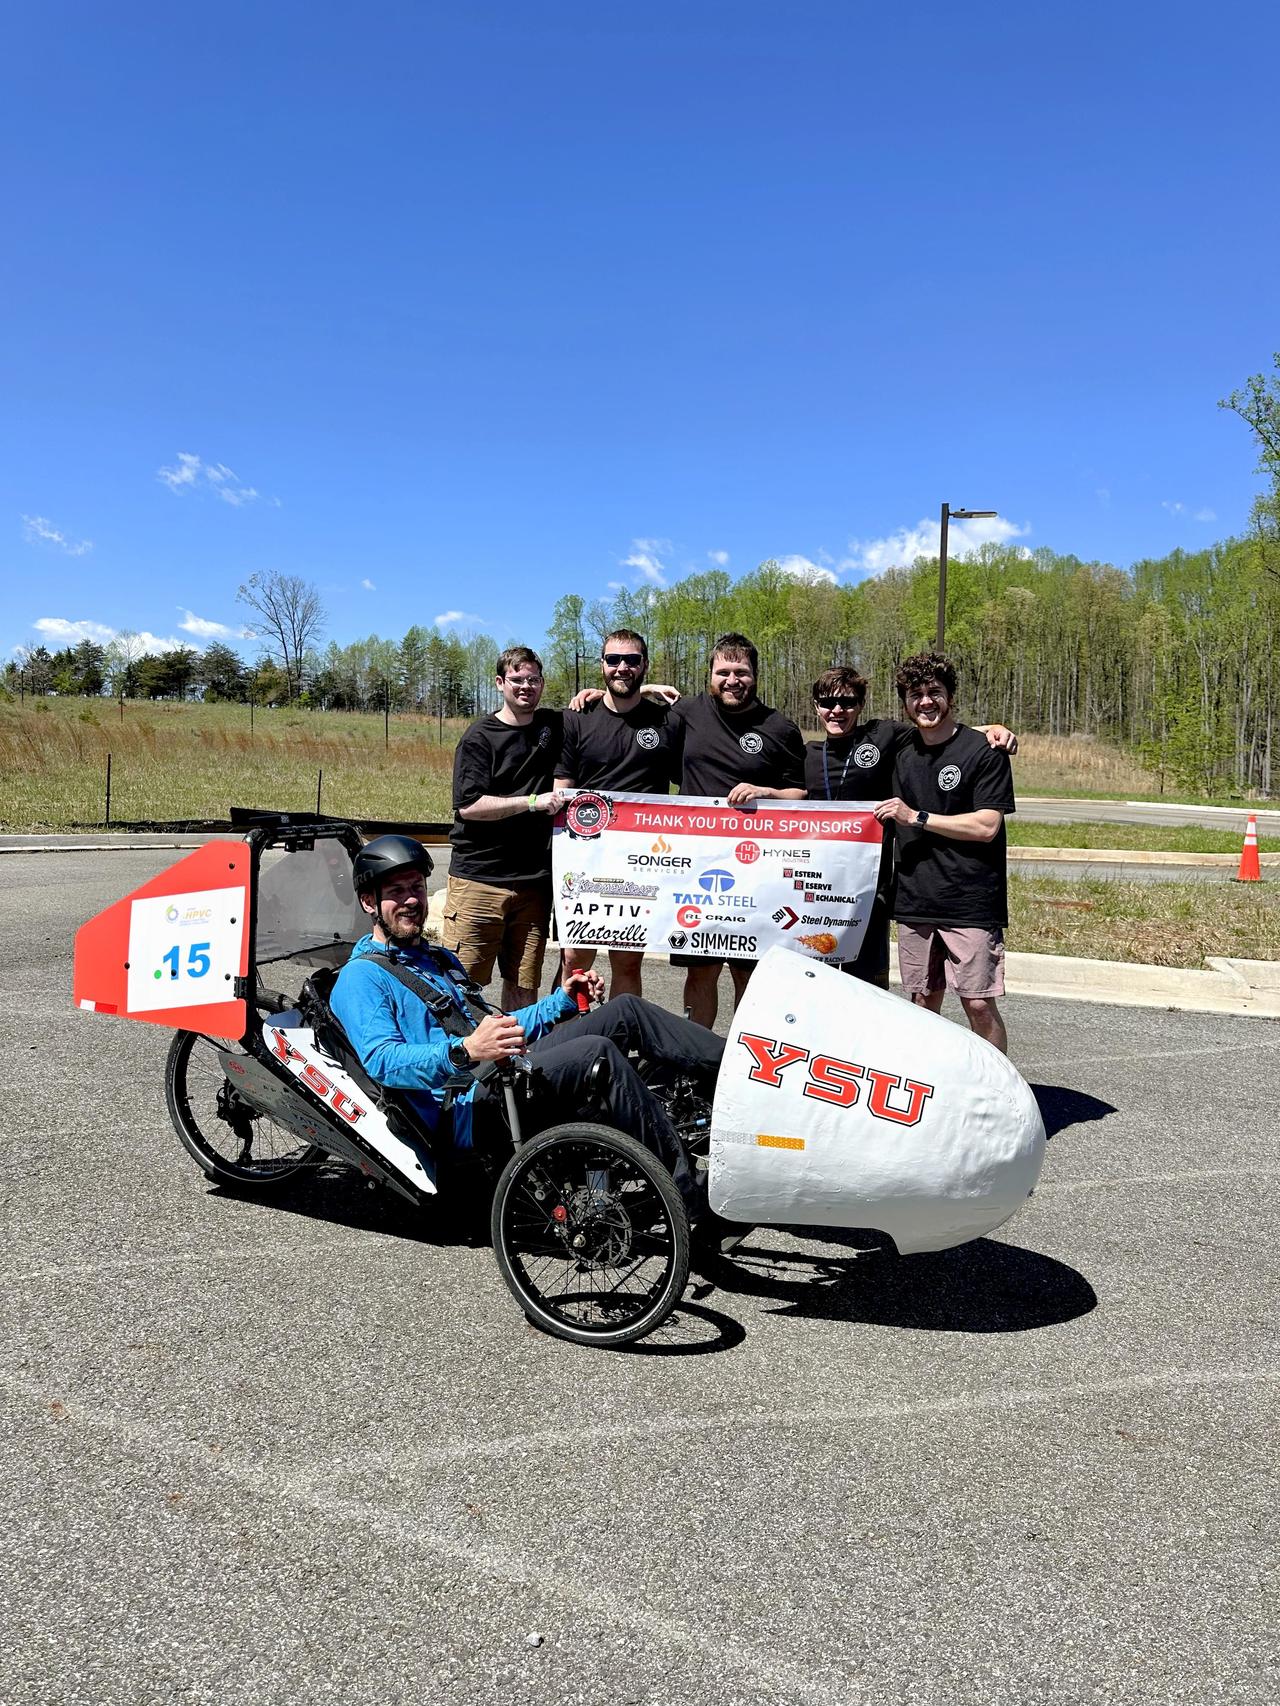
[635,727,660,750]
[938,764,962,792]
[854,743,880,769]
[739,731,764,755]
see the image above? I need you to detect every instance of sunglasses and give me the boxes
[602,652,644,667]
[815,695,863,711]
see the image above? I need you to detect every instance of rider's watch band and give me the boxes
[447,1038,472,1072]
[527,793,538,812]
[915,809,930,827]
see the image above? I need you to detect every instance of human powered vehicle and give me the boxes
[73,814,1046,1349]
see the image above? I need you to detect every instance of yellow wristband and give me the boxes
[528,793,538,812]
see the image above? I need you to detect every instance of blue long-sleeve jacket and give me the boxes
[330,934,576,1148]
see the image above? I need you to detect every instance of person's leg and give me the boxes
[945,927,1008,1054]
[896,923,947,1015]
[606,948,643,999]
[566,993,725,1086]
[841,896,891,989]
[726,956,756,1011]
[442,875,504,990]
[959,998,1007,1052]
[525,1031,696,1207]
[682,958,723,1028]
[498,882,551,1011]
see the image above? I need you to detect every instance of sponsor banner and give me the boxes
[554,791,882,961]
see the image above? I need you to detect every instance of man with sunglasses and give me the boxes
[555,629,677,998]
[808,666,1016,990]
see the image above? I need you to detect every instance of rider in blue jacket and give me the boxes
[331,836,721,1204]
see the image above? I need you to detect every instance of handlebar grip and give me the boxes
[575,989,591,1014]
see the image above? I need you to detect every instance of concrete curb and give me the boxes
[1008,845,1280,868]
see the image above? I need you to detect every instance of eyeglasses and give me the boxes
[815,696,863,711]
[602,652,644,667]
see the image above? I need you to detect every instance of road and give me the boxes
[1018,796,1280,831]
[1,850,1276,1706]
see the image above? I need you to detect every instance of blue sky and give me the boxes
[3,0,1277,662]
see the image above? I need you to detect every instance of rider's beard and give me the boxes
[379,904,423,946]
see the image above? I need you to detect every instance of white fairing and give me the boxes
[709,947,1045,1252]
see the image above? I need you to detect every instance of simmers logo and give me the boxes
[736,1031,935,1127]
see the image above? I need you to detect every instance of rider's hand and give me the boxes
[561,967,605,1007]
[464,1013,528,1062]
[726,782,772,807]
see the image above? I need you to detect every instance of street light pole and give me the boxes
[935,503,998,651]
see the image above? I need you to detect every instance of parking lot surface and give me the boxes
[3,851,1277,1706]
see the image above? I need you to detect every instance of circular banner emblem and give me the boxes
[738,731,764,755]
[854,742,880,770]
[635,727,660,750]
[676,903,701,929]
[938,764,962,792]
[735,840,761,865]
[563,791,614,838]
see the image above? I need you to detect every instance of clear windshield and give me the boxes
[255,839,369,966]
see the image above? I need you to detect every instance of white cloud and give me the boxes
[775,553,837,585]
[707,549,730,566]
[34,617,115,644]
[361,578,376,591]
[1194,507,1217,522]
[157,451,264,506]
[1161,500,1185,516]
[434,610,486,627]
[34,616,193,653]
[1162,501,1217,524]
[177,609,252,640]
[22,515,93,556]
[619,536,671,586]
[843,514,1031,576]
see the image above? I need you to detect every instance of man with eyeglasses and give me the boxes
[444,645,567,1011]
[555,628,678,998]
[808,665,1016,990]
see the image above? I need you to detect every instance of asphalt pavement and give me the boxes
[2,850,1277,1706]
[1019,796,1280,831]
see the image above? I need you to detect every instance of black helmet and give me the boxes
[352,834,434,895]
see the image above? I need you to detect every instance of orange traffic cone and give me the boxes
[1236,813,1261,882]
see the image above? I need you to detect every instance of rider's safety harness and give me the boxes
[359,949,502,1108]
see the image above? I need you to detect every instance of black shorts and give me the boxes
[669,953,756,971]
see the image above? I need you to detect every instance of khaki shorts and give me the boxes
[896,924,1005,999]
[443,874,551,991]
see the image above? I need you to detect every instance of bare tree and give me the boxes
[236,572,326,702]
[103,630,149,700]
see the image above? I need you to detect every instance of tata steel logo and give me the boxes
[698,869,735,895]
[735,841,761,865]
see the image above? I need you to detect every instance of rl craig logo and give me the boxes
[563,791,615,838]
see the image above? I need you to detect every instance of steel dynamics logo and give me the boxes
[627,834,691,871]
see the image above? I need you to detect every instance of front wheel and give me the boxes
[165,1030,321,1187]
[491,1123,690,1348]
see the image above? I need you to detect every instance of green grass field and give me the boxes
[1005,874,1280,965]
[1005,820,1258,854]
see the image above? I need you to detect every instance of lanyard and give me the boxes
[822,741,856,800]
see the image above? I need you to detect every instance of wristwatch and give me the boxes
[447,1038,472,1072]
[914,809,930,827]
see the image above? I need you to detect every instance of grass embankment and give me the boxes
[0,698,458,827]
[1006,875,1280,966]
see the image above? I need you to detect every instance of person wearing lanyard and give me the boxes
[804,667,1017,988]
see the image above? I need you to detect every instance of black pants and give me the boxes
[473,995,722,1209]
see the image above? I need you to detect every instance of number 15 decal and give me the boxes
[162,942,212,979]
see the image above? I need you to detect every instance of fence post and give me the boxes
[316,768,323,815]
[384,681,390,750]
[104,752,112,825]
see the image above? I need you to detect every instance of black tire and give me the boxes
[165,1030,321,1187]
[491,1122,690,1348]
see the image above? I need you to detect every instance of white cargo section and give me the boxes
[708,947,1045,1252]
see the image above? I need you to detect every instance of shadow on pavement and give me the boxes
[209,1165,492,1248]
[1031,1082,1118,1140]
[698,1231,1096,1333]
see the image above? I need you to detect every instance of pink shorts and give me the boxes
[896,924,1005,999]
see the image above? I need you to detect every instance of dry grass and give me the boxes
[1009,733,1164,798]
[1006,873,1280,966]
[0,699,459,827]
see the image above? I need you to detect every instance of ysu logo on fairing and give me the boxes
[737,1032,934,1127]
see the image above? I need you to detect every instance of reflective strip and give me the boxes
[757,1133,805,1151]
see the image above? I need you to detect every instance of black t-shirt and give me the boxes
[890,723,1016,927]
[667,692,806,797]
[448,708,563,885]
[557,699,675,793]
[804,718,911,891]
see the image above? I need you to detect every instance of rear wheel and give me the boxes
[491,1122,690,1348]
[165,1030,321,1187]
